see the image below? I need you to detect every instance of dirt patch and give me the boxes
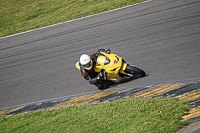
[176,121,200,133]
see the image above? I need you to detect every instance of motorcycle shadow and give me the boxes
[102,75,148,90]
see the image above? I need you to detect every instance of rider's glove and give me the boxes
[97,73,103,80]
[97,69,107,80]
[99,69,107,80]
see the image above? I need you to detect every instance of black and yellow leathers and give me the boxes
[77,49,111,90]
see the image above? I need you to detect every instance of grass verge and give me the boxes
[0,97,191,133]
[0,0,146,37]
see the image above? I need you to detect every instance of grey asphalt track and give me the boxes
[0,0,200,109]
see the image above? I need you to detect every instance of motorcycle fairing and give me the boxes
[75,52,128,80]
[94,52,127,79]
[75,61,81,71]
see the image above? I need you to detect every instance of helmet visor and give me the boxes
[83,61,92,68]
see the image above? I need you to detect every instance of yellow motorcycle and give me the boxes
[75,52,145,84]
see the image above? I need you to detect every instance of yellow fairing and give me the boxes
[75,52,128,80]
[94,52,127,79]
[75,61,81,71]
[120,62,127,75]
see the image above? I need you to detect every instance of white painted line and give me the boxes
[189,126,200,133]
[0,0,152,40]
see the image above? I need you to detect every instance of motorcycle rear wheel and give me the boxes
[125,65,146,78]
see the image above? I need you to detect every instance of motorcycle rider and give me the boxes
[79,49,111,90]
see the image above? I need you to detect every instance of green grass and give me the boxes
[0,97,191,133]
[0,0,145,37]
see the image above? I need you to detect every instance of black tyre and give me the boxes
[125,65,146,78]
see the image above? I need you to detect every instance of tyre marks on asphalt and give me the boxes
[1,79,200,122]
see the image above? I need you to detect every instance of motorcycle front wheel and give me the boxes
[125,65,146,78]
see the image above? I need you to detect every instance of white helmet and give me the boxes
[80,54,93,70]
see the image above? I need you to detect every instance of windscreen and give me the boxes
[96,55,110,66]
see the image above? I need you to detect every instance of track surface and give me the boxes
[0,0,200,109]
